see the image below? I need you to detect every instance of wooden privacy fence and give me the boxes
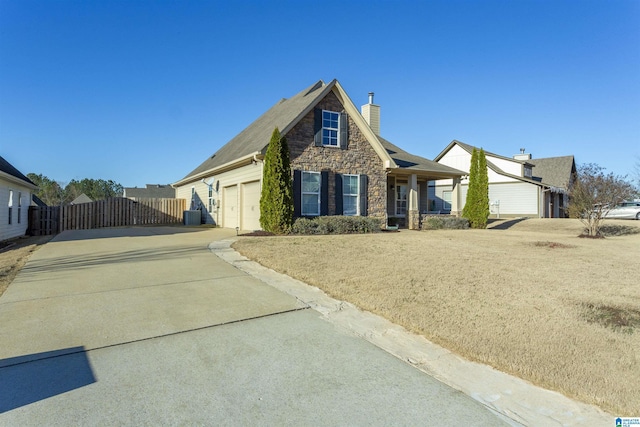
[29,198,187,235]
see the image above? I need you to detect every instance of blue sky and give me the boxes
[1,0,639,188]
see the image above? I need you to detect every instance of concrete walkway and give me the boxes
[0,227,511,426]
[1,227,615,426]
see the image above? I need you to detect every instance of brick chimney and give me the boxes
[361,92,380,135]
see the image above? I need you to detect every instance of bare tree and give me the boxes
[568,163,635,237]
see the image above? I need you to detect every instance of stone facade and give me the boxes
[286,91,387,220]
[408,209,420,230]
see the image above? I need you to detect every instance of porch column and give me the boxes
[408,174,419,230]
[451,177,461,217]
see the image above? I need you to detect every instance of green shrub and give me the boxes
[260,127,293,234]
[422,216,469,230]
[462,147,489,229]
[291,216,381,235]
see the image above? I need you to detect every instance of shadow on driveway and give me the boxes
[0,347,96,413]
[51,226,215,243]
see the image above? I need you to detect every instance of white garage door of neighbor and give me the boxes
[223,185,238,229]
[241,181,261,231]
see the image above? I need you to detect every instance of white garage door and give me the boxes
[241,181,261,231]
[223,185,238,229]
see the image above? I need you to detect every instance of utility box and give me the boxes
[183,210,201,225]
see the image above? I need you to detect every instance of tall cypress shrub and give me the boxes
[260,127,293,233]
[462,148,479,223]
[476,149,490,228]
[462,147,490,229]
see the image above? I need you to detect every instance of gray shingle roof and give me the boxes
[70,193,93,204]
[180,80,333,181]
[378,137,465,176]
[0,155,36,187]
[529,156,576,190]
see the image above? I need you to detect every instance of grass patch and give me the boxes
[532,241,575,249]
[582,303,640,334]
[233,218,640,415]
[0,235,53,297]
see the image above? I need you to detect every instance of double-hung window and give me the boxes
[302,171,321,216]
[342,175,359,216]
[442,191,452,211]
[396,184,407,216]
[208,185,214,213]
[322,110,340,147]
[8,190,13,225]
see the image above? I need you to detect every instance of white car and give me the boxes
[604,201,640,220]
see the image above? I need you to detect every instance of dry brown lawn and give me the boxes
[0,235,53,297]
[233,218,640,415]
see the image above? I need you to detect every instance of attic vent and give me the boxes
[210,154,216,159]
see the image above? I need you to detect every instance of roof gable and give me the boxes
[176,80,397,185]
[179,80,335,183]
[436,140,578,190]
[0,155,36,188]
[435,140,545,186]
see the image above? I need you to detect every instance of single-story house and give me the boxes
[174,79,466,230]
[430,140,576,218]
[1,155,38,241]
[123,184,175,200]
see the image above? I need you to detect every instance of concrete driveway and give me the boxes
[0,227,608,426]
[0,226,511,426]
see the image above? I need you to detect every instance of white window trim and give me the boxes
[302,171,321,216]
[8,190,13,225]
[343,174,359,216]
[322,110,340,147]
[442,190,452,211]
[208,185,214,213]
[395,183,407,217]
[17,192,22,224]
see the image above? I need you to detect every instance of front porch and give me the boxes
[386,173,462,229]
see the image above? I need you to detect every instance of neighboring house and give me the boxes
[431,140,576,218]
[70,193,93,205]
[174,79,465,230]
[123,184,175,199]
[0,155,38,241]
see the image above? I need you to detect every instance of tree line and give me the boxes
[27,173,124,206]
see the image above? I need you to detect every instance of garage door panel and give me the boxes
[242,181,261,231]
[223,186,238,229]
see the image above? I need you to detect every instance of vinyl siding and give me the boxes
[0,179,31,241]
[485,155,522,176]
[488,182,539,215]
[435,181,540,217]
[175,163,263,227]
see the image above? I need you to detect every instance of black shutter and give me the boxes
[339,112,348,149]
[293,170,301,218]
[320,171,329,216]
[314,108,323,146]
[359,174,368,216]
[335,174,343,215]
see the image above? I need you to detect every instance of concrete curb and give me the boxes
[210,239,615,427]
